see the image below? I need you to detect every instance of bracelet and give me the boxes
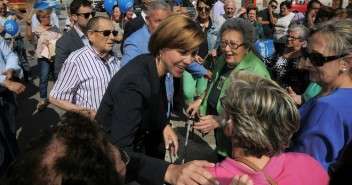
[198,98,203,103]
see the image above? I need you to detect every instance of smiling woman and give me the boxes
[96,14,204,184]
[287,19,352,172]
[187,18,270,161]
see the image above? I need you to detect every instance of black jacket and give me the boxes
[54,28,85,80]
[97,54,169,184]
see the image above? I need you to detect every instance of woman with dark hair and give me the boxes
[246,5,264,41]
[314,6,334,24]
[273,1,295,55]
[111,5,124,57]
[187,18,270,161]
[182,0,213,106]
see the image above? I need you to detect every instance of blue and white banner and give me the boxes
[33,0,59,10]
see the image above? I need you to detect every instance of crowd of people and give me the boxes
[1,0,352,184]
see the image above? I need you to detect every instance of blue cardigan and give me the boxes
[288,88,352,171]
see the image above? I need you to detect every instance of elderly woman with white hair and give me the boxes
[269,24,310,95]
[187,18,270,161]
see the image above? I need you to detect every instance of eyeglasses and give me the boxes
[301,47,348,66]
[117,148,130,165]
[94,30,119,37]
[286,35,300,41]
[76,12,96,19]
[197,6,211,12]
[271,5,277,9]
[220,41,245,50]
[40,16,51,19]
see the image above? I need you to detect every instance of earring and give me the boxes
[157,53,162,66]
[340,68,347,73]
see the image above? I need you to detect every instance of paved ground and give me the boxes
[15,11,217,164]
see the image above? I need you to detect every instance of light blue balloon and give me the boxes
[4,20,19,36]
[118,0,134,13]
[104,0,117,14]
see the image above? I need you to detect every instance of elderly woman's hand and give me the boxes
[186,99,202,116]
[287,86,303,105]
[193,115,221,134]
[195,55,205,64]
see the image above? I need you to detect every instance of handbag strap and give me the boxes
[234,157,277,185]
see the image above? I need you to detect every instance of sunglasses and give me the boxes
[271,5,277,9]
[301,47,348,66]
[220,41,245,50]
[94,30,119,37]
[76,12,96,19]
[197,6,211,12]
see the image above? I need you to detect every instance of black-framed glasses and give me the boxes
[301,47,349,66]
[286,35,300,41]
[117,148,130,165]
[271,5,277,9]
[220,41,245,50]
[94,30,119,37]
[76,12,96,19]
[197,6,211,12]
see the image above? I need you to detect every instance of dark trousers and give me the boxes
[0,90,19,175]
[135,130,166,160]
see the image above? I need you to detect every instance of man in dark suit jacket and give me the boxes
[120,0,155,53]
[54,0,94,80]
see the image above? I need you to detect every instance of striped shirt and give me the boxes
[50,45,120,110]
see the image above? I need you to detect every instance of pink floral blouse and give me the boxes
[31,25,62,58]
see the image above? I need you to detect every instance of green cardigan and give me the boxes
[200,51,271,157]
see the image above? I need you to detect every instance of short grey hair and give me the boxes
[288,24,310,41]
[223,71,300,157]
[224,0,236,9]
[219,18,256,49]
[146,0,171,18]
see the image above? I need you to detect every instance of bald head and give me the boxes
[224,0,236,18]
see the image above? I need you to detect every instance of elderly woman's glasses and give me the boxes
[286,35,300,41]
[94,30,119,37]
[220,41,245,50]
[77,12,96,19]
[197,6,211,12]
[301,47,349,66]
[117,148,130,165]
